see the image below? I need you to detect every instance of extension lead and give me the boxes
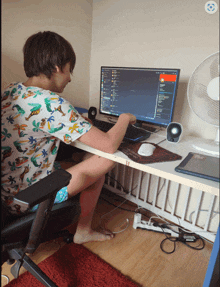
[133,213,205,254]
[133,213,179,237]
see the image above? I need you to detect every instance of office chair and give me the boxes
[1,169,81,287]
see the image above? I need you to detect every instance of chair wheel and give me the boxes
[64,234,74,244]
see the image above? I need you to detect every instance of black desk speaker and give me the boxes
[88,107,97,120]
[167,122,183,143]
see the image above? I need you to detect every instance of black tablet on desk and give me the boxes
[175,152,220,182]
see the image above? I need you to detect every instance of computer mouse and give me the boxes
[137,143,156,157]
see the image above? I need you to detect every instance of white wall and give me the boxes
[2,0,93,109]
[90,0,219,140]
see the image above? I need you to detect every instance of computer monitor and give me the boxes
[99,66,180,129]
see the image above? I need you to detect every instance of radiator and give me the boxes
[104,163,219,242]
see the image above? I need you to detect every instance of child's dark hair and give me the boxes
[23,31,76,79]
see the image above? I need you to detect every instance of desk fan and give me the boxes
[187,51,219,157]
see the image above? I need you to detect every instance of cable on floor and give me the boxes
[99,197,130,234]
[159,226,205,254]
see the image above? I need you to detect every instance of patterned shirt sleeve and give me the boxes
[23,89,92,144]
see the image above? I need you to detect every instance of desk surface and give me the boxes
[72,132,219,196]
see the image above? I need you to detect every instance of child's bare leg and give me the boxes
[65,154,115,244]
[66,154,115,195]
[73,175,114,244]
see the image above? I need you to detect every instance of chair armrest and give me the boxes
[14,169,72,209]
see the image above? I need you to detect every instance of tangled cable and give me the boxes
[159,227,205,254]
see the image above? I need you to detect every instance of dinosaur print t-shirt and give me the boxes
[1,82,92,214]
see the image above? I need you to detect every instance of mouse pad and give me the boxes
[118,142,182,164]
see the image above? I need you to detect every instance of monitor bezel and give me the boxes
[99,66,180,128]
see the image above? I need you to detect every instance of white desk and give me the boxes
[72,132,219,196]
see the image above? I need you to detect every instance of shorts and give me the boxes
[29,162,69,212]
[29,186,69,212]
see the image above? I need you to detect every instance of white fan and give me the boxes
[187,51,219,157]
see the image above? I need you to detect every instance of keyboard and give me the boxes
[93,119,151,143]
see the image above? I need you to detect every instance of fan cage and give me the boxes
[187,52,219,127]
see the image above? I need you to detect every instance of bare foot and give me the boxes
[74,229,114,244]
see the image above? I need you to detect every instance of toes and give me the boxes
[74,229,114,244]
[100,228,114,237]
[101,233,114,241]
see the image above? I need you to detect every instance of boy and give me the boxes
[1,31,136,244]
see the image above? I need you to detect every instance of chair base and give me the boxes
[8,229,74,287]
[10,249,58,287]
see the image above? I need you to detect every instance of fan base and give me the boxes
[192,139,219,157]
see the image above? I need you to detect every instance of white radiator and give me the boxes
[104,163,219,242]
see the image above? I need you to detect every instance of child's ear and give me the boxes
[55,66,61,73]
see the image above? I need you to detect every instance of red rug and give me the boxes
[5,243,139,287]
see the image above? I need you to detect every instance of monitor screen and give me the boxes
[99,66,180,127]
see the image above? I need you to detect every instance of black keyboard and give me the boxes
[93,119,151,143]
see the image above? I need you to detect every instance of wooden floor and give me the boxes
[1,190,213,287]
